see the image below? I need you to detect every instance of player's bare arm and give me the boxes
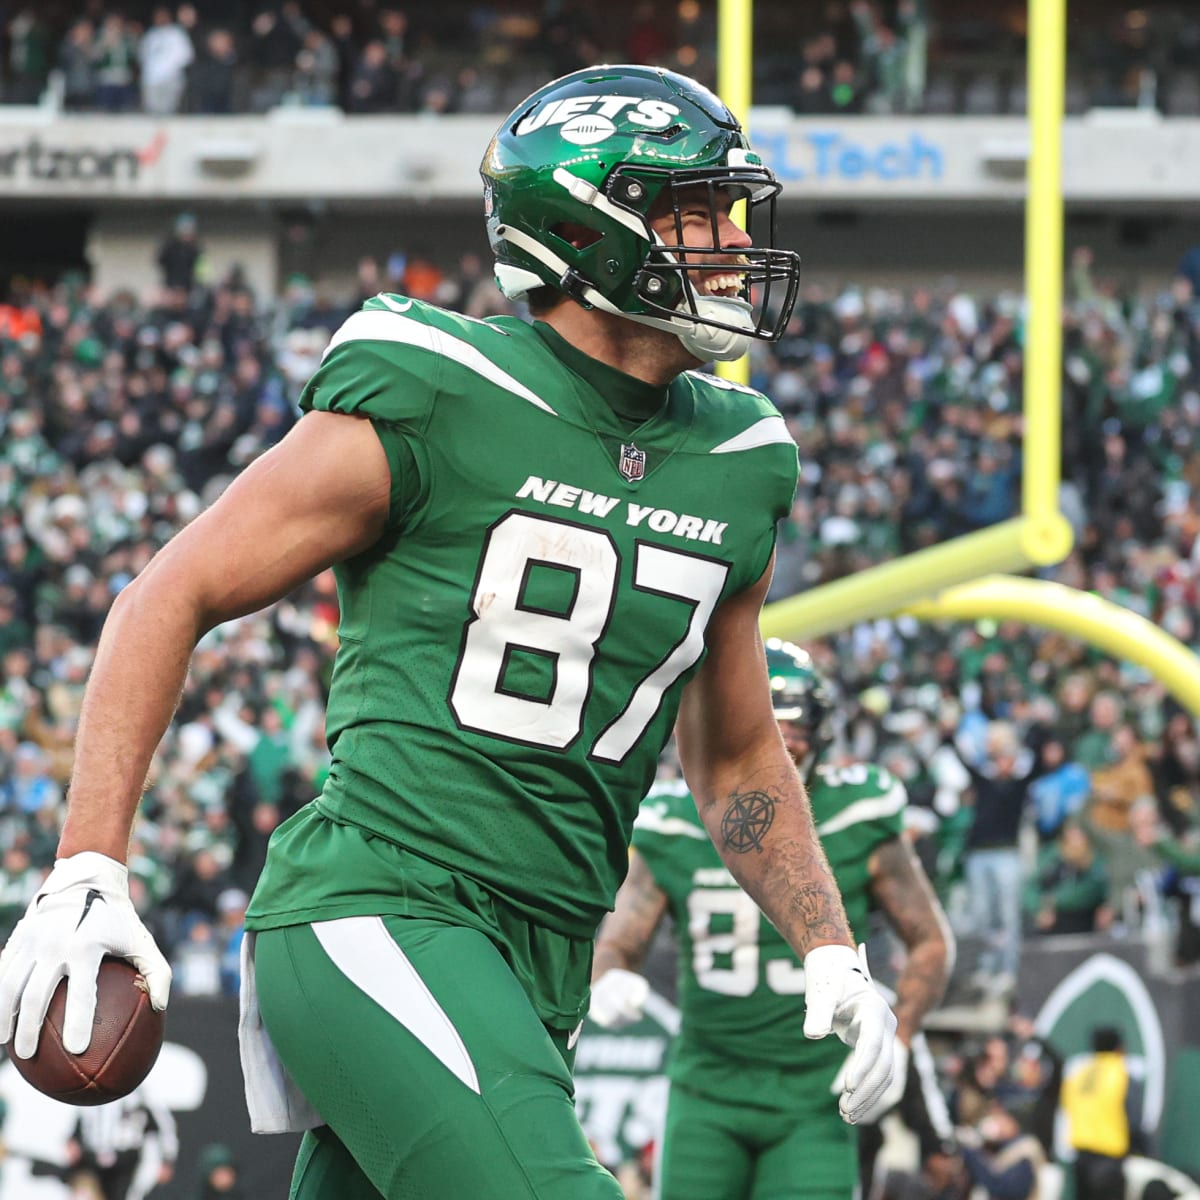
[59,411,392,861]
[592,850,670,980]
[676,556,852,957]
[868,836,955,1043]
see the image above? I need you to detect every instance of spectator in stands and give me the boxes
[960,443,1020,529]
[1153,712,1200,834]
[1004,1015,1064,1156]
[1084,796,1162,931]
[1134,811,1200,964]
[194,1142,245,1199]
[248,5,307,111]
[794,64,831,114]
[1061,1027,1144,1200]
[952,1046,1003,1127]
[378,7,416,108]
[1089,724,1155,835]
[958,1105,1045,1200]
[328,12,360,109]
[1028,736,1090,843]
[217,886,247,997]
[164,846,233,929]
[189,28,239,114]
[959,721,1041,997]
[92,13,139,112]
[139,5,194,115]
[57,18,97,110]
[346,40,396,113]
[292,29,340,106]
[11,742,61,816]
[1074,691,1125,770]
[1030,822,1109,935]
[0,844,41,944]
[829,59,866,112]
[5,9,51,104]
[157,212,204,294]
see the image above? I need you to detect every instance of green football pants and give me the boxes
[657,1077,856,1200]
[254,916,623,1200]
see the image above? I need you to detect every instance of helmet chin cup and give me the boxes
[676,295,754,362]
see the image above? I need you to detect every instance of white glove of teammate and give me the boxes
[831,1035,909,1125]
[0,852,172,1059]
[802,943,898,1125]
[588,968,650,1030]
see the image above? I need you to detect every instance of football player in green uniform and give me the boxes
[0,68,897,1199]
[592,641,954,1200]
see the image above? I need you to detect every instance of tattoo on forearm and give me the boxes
[785,882,849,944]
[720,788,776,853]
[706,771,851,954]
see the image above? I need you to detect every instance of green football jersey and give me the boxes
[632,763,905,1087]
[247,294,797,939]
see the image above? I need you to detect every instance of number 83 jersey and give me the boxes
[250,294,798,939]
[634,765,905,1084]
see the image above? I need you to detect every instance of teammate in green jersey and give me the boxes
[0,68,897,1199]
[592,640,954,1200]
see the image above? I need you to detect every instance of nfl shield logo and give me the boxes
[619,443,646,482]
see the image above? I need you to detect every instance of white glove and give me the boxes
[0,852,172,1059]
[803,943,898,1125]
[831,1036,909,1125]
[588,969,650,1030]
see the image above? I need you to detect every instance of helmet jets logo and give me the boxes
[515,94,682,143]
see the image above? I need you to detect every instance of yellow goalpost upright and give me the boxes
[714,0,1200,715]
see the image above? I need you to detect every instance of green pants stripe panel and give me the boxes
[312,916,480,1093]
[254,918,623,1200]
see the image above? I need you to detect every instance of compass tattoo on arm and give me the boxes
[720,787,776,854]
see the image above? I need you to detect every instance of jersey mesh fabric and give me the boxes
[249,295,798,944]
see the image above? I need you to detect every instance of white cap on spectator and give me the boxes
[217,888,249,915]
[50,494,88,524]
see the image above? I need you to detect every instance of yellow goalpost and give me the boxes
[714,0,1200,714]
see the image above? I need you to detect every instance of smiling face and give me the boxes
[647,183,754,302]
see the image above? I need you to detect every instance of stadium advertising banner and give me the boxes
[574,992,679,1170]
[2,114,1200,202]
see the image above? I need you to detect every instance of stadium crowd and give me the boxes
[4,1,1200,119]
[3,219,1200,1010]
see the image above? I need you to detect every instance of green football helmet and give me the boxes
[765,638,835,754]
[480,64,801,362]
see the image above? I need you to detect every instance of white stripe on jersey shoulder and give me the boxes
[634,805,708,840]
[324,305,558,416]
[709,415,795,454]
[815,781,907,838]
[312,915,481,1094]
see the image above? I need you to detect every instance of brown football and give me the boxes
[6,957,166,1105]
